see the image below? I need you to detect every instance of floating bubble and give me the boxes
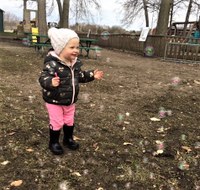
[83,169,89,175]
[144,140,150,146]
[180,134,187,141]
[178,160,189,170]
[144,46,155,57]
[99,105,105,112]
[58,180,70,190]
[112,183,118,189]
[101,31,110,40]
[40,170,46,179]
[94,46,102,57]
[171,76,181,86]
[81,93,90,103]
[106,57,110,63]
[118,113,124,121]
[125,182,131,189]
[166,110,172,116]
[149,172,155,179]
[194,142,200,149]
[158,107,166,118]
[194,180,200,190]
[154,140,165,155]
[142,156,148,163]
[28,95,35,103]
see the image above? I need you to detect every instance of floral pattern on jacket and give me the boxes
[39,54,94,105]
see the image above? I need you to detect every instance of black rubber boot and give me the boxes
[49,129,64,155]
[63,125,79,150]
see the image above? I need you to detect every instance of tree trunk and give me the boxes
[183,0,193,36]
[156,0,173,35]
[143,0,149,27]
[37,0,47,36]
[60,0,70,28]
[56,0,62,26]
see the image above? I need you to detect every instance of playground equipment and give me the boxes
[169,17,200,38]
[17,0,38,37]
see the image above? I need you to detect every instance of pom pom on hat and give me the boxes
[48,28,79,55]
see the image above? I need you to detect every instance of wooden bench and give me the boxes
[28,34,52,52]
[79,38,102,58]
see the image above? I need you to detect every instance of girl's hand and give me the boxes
[52,73,60,87]
[94,69,103,80]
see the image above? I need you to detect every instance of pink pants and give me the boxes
[45,103,75,131]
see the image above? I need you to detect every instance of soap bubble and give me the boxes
[58,181,71,190]
[112,183,118,189]
[83,169,89,175]
[80,93,90,103]
[106,57,110,63]
[149,172,155,179]
[125,182,131,189]
[101,31,110,40]
[144,46,155,57]
[142,156,148,163]
[99,105,105,112]
[180,134,187,141]
[117,113,124,125]
[171,77,181,86]
[158,107,166,118]
[194,180,200,190]
[94,46,102,57]
[118,113,124,121]
[194,142,200,149]
[178,160,189,170]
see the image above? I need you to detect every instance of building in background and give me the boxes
[0,9,4,32]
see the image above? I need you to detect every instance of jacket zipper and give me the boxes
[70,67,75,104]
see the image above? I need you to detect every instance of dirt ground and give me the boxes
[0,39,199,190]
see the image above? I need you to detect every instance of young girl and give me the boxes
[39,28,103,155]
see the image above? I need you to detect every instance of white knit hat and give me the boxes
[48,28,79,55]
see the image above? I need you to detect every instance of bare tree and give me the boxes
[55,0,101,28]
[120,0,149,27]
[156,0,173,35]
[183,0,193,35]
[143,0,149,27]
[60,0,70,28]
[119,0,166,28]
[4,12,20,30]
[37,0,47,35]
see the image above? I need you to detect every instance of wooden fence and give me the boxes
[78,33,200,62]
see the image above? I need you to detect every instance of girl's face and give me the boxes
[59,38,80,63]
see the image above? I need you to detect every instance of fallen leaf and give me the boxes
[95,146,99,151]
[97,188,104,190]
[8,132,16,136]
[181,146,192,153]
[157,149,164,154]
[73,135,81,141]
[124,121,130,124]
[150,117,161,121]
[1,160,10,165]
[10,180,23,187]
[155,140,163,144]
[72,172,81,177]
[194,80,200,85]
[26,148,34,152]
[123,142,133,146]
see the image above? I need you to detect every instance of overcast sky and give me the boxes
[0,0,145,31]
[0,0,199,31]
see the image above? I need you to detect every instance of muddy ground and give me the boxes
[0,39,199,190]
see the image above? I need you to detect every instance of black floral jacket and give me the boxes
[39,54,94,105]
